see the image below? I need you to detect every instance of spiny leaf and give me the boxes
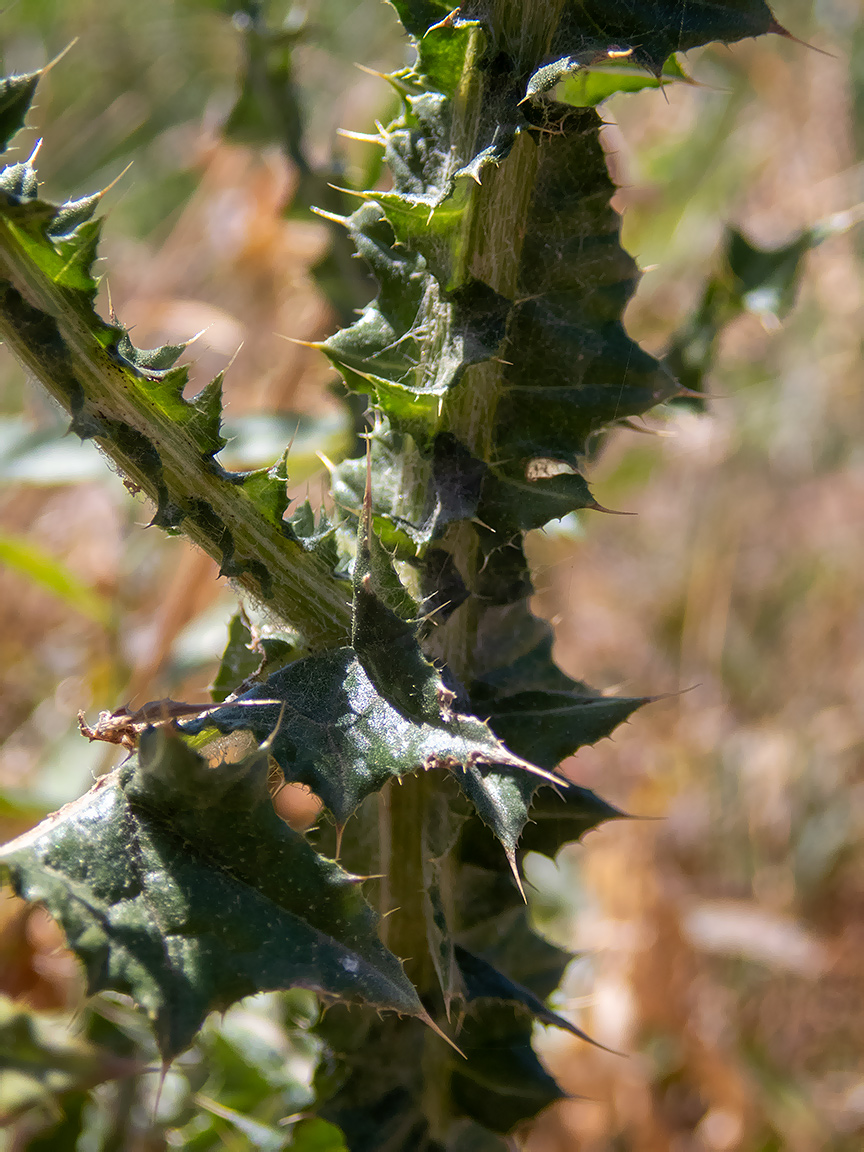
[450,1001,564,1133]
[351,472,441,722]
[524,44,640,101]
[495,102,676,466]
[471,622,650,769]
[456,766,623,884]
[455,945,600,1047]
[0,729,424,1059]
[547,0,788,78]
[454,763,535,880]
[46,191,103,238]
[0,71,40,152]
[422,783,471,1009]
[320,205,508,442]
[557,53,692,108]
[330,428,486,557]
[385,0,454,39]
[476,684,649,771]
[0,86,352,643]
[457,906,572,1001]
[478,464,604,534]
[115,330,188,372]
[188,520,558,836]
[332,430,604,557]
[183,647,549,831]
[519,780,627,857]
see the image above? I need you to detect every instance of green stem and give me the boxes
[379,772,436,993]
[436,0,566,684]
[378,3,570,1131]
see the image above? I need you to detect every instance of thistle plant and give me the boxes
[0,2,801,1148]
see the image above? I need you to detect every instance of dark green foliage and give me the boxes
[0,71,40,151]
[0,1,797,1147]
[185,520,561,848]
[0,728,425,1060]
[185,644,547,830]
[455,945,600,1046]
[542,0,788,79]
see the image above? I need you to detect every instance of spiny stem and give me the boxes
[0,229,352,649]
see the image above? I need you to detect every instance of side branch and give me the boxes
[0,229,351,648]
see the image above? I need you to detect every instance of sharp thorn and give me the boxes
[507,850,527,904]
[310,205,351,226]
[325,182,366,200]
[277,333,322,349]
[43,39,79,75]
[98,161,134,199]
[337,128,385,145]
[421,1010,465,1058]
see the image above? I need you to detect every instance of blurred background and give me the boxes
[0,1,862,1149]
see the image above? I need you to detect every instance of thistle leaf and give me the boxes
[451,1002,564,1133]
[455,945,599,1046]
[0,71,40,151]
[556,53,691,108]
[546,0,787,79]
[321,205,508,442]
[187,523,558,835]
[183,647,548,831]
[0,730,424,1059]
[494,103,676,466]
[385,0,454,38]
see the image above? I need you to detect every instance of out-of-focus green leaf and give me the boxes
[0,530,113,626]
[289,1117,349,1151]
[666,219,858,403]
[0,996,137,1123]
[0,730,426,1059]
[195,1095,291,1151]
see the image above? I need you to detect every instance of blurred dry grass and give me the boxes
[0,1,863,1149]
